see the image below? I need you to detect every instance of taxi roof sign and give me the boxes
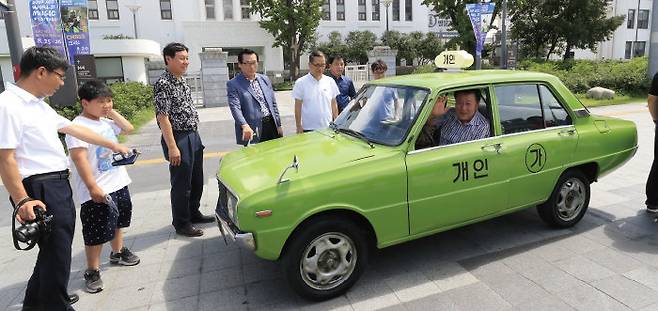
[434,50,474,69]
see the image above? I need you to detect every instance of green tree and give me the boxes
[250,0,324,79]
[314,31,349,61]
[418,32,444,65]
[509,0,624,60]
[344,30,378,64]
[421,0,502,55]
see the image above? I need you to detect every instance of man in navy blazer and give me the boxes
[227,49,282,145]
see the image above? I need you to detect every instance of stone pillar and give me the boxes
[367,46,398,79]
[199,48,229,107]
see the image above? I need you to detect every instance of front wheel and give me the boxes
[282,216,369,301]
[537,170,591,228]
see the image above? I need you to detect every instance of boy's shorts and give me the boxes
[80,186,133,246]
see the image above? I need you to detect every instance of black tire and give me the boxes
[282,216,369,301]
[537,170,591,228]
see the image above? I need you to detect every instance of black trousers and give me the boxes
[647,124,658,206]
[259,116,281,143]
[161,131,205,229]
[21,171,76,311]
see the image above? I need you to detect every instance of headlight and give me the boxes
[226,190,239,225]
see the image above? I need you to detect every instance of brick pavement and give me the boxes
[2,100,658,310]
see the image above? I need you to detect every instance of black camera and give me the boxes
[13,206,53,250]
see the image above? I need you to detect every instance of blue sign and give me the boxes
[466,3,495,57]
[60,0,91,65]
[29,0,67,57]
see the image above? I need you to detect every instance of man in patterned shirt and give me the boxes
[154,42,213,237]
[430,89,490,146]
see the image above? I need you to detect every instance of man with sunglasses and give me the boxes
[294,50,339,133]
[0,46,130,310]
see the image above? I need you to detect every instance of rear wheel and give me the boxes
[282,216,369,301]
[537,170,590,228]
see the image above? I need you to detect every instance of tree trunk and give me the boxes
[563,44,573,61]
[545,38,558,61]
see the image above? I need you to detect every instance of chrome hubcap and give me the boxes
[299,232,357,291]
[556,177,586,221]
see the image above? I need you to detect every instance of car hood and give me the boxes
[217,130,388,195]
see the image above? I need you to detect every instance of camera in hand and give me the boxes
[13,206,53,250]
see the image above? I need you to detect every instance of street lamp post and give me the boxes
[500,0,507,69]
[126,4,141,39]
[382,0,393,40]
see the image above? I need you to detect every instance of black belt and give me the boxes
[262,115,273,121]
[23,170,69,184]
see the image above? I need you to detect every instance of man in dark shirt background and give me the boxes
[328,55,357,114]
[154,42,213,237]
[646,73,658,213]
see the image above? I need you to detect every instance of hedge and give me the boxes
[411,57,650,96]
[517,57,650,96]
[54,81,154,121]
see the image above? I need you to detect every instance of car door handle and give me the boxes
[481,143,502,154]
[558,129,576,136]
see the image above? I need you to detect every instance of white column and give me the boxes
[233,0,241,21]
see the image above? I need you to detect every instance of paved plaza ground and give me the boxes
[1,95,658,310]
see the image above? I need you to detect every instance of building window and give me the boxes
[626,41,646,59]
[205,0,215,19]
[392,0,400,21]
[106,0,119,20]
[322,0,330,20]
[223,0,233,20]
[404,0,412,21]
[634,41,646,57]
[337,0,345,21]
[88,0,99,19]
[240,0,251,19]
[160,0,172,19]
[358,0,366,21]
[638,9,649,29]
[372,0,380,20]
[627,9,635,28]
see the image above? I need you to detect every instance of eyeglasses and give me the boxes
[50,70,66,81]
[311,63,326,68]
[241,60,258,65]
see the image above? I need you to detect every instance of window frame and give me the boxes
[628,9,635,28]
[638,9,649,29]
[88,0,99,20]
[106,0,120,20]
[160,0,173,20]
[494,83,573,136]
[372,0,380,21]
[322,0,331,21]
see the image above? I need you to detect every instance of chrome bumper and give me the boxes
[215,213,255,251]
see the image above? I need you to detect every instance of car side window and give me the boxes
[496,84,544,134]
[539,85,572,127]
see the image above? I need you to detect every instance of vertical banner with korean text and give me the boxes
[465,3,496,58]
[29,0,67,57]
[60,0,91,65]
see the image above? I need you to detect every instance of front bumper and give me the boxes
[215,212,255,251]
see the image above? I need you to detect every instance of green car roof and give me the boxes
[368,70,559,91]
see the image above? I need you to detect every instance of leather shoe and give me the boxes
[68,293,79,305]
[176,225,204,237]
[191,214,215,224]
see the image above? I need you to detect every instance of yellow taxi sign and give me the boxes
[434,50,474,69]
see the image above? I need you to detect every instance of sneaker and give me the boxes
[647,205,658,214]
[109,247,140,266]
[83,269,103,293]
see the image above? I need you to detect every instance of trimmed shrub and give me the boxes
[518,57,650,95]
[54,81,154,121]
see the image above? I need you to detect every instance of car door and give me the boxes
[406,87,509,236]
[493,83,578,208]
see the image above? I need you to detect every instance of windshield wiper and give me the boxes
[337,128,375,149]
[329,121,338,133]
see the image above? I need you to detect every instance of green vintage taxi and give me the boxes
[215,67,637,300]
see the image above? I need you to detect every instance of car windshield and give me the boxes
[334,85,429,146]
